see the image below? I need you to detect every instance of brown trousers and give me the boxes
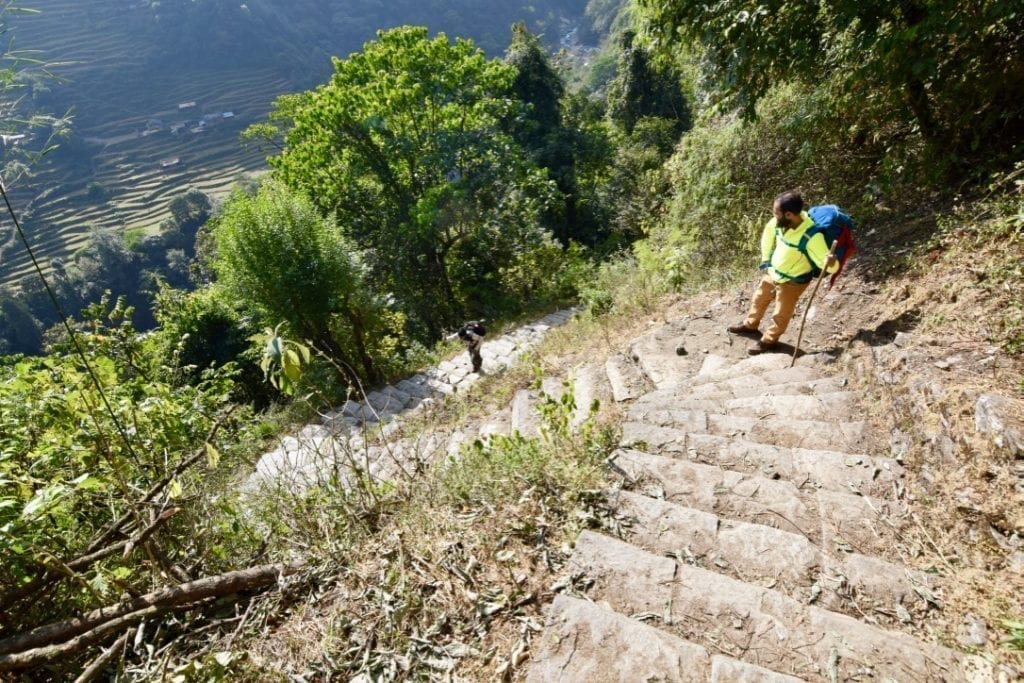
[743,274,809,344]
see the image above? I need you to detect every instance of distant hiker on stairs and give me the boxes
[457,320,486,373]
[728,191,837,355]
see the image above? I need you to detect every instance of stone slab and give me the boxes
[526,595,713,683]
[619,426,902,500]
[605,353,649,402]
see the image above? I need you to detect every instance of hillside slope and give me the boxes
[224,190,1022,678]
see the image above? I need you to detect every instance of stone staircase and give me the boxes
[244,302,1002,680]
[525,320,995,681]
[246,309,577,493]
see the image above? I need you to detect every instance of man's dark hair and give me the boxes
[774,190,804,215]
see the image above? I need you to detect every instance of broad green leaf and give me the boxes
[111,566,133,580]
[74,476,106,491]
[283,349,301,381]
[21,484,65,520]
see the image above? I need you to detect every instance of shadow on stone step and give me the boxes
[851,307,921,347]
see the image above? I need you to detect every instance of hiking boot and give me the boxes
[747,340,778,355]
[727,323,758,335]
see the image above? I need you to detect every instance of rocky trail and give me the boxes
[247,309,579,493]
[245,274,1021,681]
[521,304,1008,682]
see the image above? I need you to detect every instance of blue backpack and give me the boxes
[801,205,856,288]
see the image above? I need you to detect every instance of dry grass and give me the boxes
[835,188,1024,666]
[236,415,616,680]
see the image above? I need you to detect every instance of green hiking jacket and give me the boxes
[759,211,839,284]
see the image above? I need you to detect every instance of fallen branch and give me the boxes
[0,409,235,618]
[0,563,300,666]
[0,606,164,671]
[72,629,131,683]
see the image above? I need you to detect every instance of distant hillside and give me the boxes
[0,0,595,286]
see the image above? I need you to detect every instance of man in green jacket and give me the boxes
[727,191,837,355]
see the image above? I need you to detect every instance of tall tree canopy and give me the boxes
[504,22,580,244]
[636,0,1024,164]
[265,26,558,337]
[606,30,690,137]
[505,22,565,153]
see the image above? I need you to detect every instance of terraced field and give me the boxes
[0,0,593,289]
[0,1,309,286]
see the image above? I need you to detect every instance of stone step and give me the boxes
[511,389,542,438]
[566,531,983,681]
[627,324,700,389]
[613,490,939,631]
[395,376,433,400]
[368,429,454,483]
[625,404,870,453]
[610,448,909,559]
[693,364,828,391]
[320,409,358,432]
[679,375,849,401]
[366,389,408,414]
[566,363,612,429]
[696,352,828,379]
[605,353,649,402]
[541,309,575,325]
[381,384,416,408]
[482,337,516,358]
[477,408,512,439]
[687,356,829,389]
[620,425,903,499]
[527,594,801,683]
[424,375,455,396]
[632,390,859,422]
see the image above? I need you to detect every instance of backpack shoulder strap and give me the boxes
[780,225,819,257]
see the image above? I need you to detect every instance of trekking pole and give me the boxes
[790,242,839,368]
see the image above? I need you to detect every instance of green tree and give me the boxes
[606,30,691,137]
[635,0,1024,164]
[0,294,42,355]
[211,179,396,384]
[148,284,272,405]
[506,22,564,153]
[167,188,212,228]
[264,26,552,337]
[504,22,585,246]
[73,229,141,305]
[0,302,253,648]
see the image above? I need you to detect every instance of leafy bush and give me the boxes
[212,179,401,387]
[643,82,885,285]
[0,303,259,638]
[637,0,1024,173]
[148,284,273,405]
[577,251,665,317]
[498,239,592,307]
